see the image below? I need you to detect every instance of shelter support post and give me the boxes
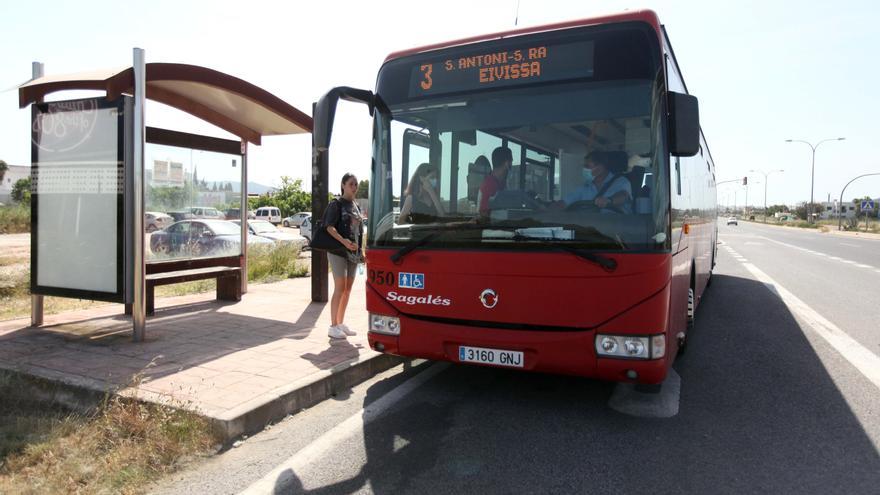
[30,61,44,328]
[241,140,248,294]
[311,102,329,302]
[132,48,147,342]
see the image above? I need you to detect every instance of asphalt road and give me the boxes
[149,221,880,494]
[719,221,880,354]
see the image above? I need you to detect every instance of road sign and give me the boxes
[861,200,874,211]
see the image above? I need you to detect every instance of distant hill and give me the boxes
[205,181,276,195]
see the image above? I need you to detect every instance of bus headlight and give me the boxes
[370,314,401,336]
[595,334,666,360]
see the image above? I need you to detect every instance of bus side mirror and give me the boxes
[314,86,377,151]
[668,92,700,157]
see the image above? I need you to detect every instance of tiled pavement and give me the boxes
[0,277,400,440]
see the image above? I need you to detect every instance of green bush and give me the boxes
[247,242,308,282]
[0,205,30,234]
[11,178,30,204]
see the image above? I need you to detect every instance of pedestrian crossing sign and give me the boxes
[861,200,874,211]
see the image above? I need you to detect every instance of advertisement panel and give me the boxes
[31,96,129,302]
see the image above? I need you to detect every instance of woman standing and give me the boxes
[398,162,445,224]
[323,173,364,339]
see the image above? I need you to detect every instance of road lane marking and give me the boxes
[841,243,860,248]
[239,362,449,495]
[726,248,880,391]
[759,237,877,271]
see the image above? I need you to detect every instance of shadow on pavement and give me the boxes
[272,273,880,493]
[0,298,339,387]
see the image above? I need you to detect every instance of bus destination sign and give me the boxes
[409,39,594,97]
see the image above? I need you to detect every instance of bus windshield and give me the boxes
[369,24,670,252]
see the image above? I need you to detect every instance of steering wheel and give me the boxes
[565,200,602,212]
[565,199,626,214]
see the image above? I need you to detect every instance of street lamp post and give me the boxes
[785,137,845,223]
[750,169,784,222]
[838,173,880,231]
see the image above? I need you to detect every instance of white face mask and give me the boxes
[582,167,594,183]
[428,178,438,189]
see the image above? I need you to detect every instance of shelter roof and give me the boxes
[19,63,312,145]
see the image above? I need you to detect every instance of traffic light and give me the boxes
[742,176,748,185]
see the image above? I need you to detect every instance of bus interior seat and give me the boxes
[466,155,491,202]
[627,165,652,214]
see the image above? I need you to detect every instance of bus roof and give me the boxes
[383,10,662,63]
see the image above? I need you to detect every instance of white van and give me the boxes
[255,206,282,224]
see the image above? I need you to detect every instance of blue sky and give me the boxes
[1,0,878,207]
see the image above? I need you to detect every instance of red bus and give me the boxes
[314,10,717,384]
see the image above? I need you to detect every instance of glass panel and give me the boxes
[145,144,243,261]
[370,78,666,252]
[32,99,122,295]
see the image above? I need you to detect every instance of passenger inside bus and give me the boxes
[553,150,632,213]
[477,146,514,216]
[398,162,445,224]
[466,155,491,205]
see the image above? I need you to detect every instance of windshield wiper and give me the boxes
[388,222,622,270]
[388,222,483,264]
[390,231,440,264]
[483,233,618,272]
[556,245,618,272]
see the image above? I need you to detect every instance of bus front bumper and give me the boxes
[368,321,671,384]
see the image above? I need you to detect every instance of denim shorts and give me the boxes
[328,252,358,279]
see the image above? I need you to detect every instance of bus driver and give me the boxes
[554,150,632,213]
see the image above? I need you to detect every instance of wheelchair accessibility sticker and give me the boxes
[398,272,425,289]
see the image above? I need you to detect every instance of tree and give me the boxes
[11,177,31,203]
[794,201,824,221]
[0,160,7,184]
[765,204,789,217]
[247,176,311,217]
[356,179,370,199]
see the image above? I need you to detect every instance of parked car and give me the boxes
[233,219,307,248]
[299,216,312,243]
[190,206,226,220]
[167,210,194,222]
[224,208,256,220]
[297,216,364,248]
[144,211,173,232]
[255,206,282,224]
[150,219,272,257]
[282,212,311,227]
[727,216,738,226]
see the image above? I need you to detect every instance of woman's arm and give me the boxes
[327,225,357,251]
[425,187,446,215]
[398,195,413,224]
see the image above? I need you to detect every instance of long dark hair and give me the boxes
[340,172,357,195]
[404,162,436,197]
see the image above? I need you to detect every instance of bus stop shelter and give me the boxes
[19,50,313,341]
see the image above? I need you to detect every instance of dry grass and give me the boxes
[0,206,30,234]
[0,372,216,494]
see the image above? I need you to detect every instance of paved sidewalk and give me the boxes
[0,277,400,441]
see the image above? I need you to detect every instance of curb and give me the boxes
[1,352,409,445]
[210,353,407,442]
[0,365,110,412]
